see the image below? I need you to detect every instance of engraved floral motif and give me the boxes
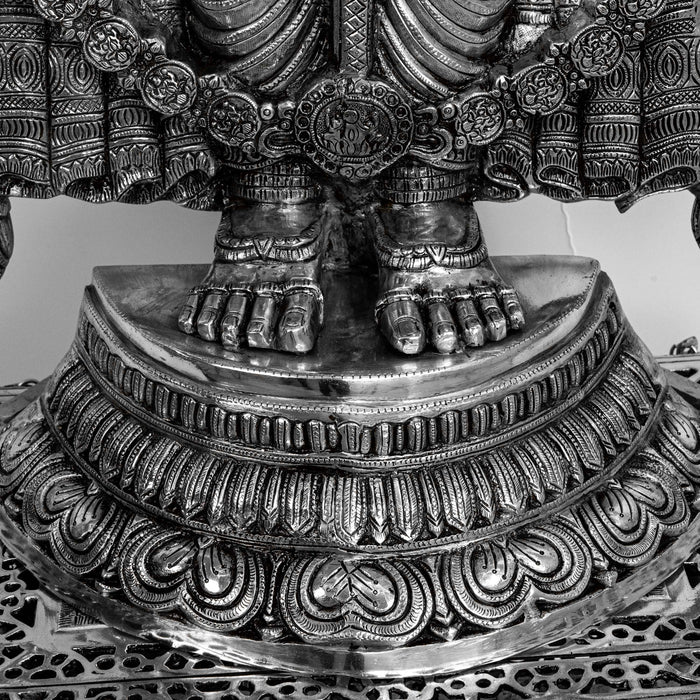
[120,522,266,630]
[456,93,506,146]
[514,66,568,115]
[570,27,625,78]
[33,0,662,172]
[141,62,197,116]
[33,0,89,21]
[279,556,433,645]
[208,93,261,148]
[82,18,140,72]
[444,520,592,628]
[295,77,413,180]
[618,0,665,19]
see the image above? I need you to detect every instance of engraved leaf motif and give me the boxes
[282,471,318,536]
[195,543,233,596]
[311,558,396,614]
[66,494,108,541]
[434,465,473,532]
[261,470,283,533]
[367,477,390,544]
[419,471,445,537]
[149,537,197,579]
[388,473,423,541]
[320,474,368,544]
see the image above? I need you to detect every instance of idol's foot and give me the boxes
[371,202,525,356]
[178,203,330,354]
[178,268,323,354]
[376,265,525,355]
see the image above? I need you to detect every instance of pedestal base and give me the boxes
[2,530,700,699]
[1,258,700,680]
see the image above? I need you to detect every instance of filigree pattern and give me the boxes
[0,0,689,211]
[26,0,663,184]
[1,367,699,649]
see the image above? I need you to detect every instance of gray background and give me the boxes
[2,190,698,384]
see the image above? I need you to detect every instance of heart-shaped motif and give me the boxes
[311,558,396,614]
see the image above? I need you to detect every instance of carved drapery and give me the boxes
[0,0,697,207]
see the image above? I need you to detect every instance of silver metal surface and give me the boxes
[0,368,698,697]
[88,257,600,407]
[2,260,700,682]
[2,0,700,694]
[0,0,695,356]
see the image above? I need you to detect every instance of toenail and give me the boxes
[282,311,305,329]
[397,319,421,338]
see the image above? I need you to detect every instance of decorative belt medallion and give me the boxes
[295,76,414,181]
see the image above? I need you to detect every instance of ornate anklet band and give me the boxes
[215,218,325,264]
[371,212,489,271]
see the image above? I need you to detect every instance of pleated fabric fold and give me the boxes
[2,0,700,211]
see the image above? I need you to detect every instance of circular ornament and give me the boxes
[295,77,413,181]
[456,92,505,145]
[83,18,140,72]
[33,0,88,21]
[570,26,625,77]
[618,0,665,20]
[514,66,568,115]
[208,93,261,148]
[140,62,197,116]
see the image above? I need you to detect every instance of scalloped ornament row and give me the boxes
[25,343,661,549]
[0,391,698,644]
[74,301,623,459]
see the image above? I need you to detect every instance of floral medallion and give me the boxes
[29,0,668,176]
[295,77,414,180]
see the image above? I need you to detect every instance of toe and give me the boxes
[178,289,201,335]
[425,296,457,354]
[247,286,281,350]
[220,289,251,349]
[378,295,426,355]
[277,288,321,354]
[197,291,227,342]
[475,286,507,342]
[500,287,526,330]
[451,290,485,347]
